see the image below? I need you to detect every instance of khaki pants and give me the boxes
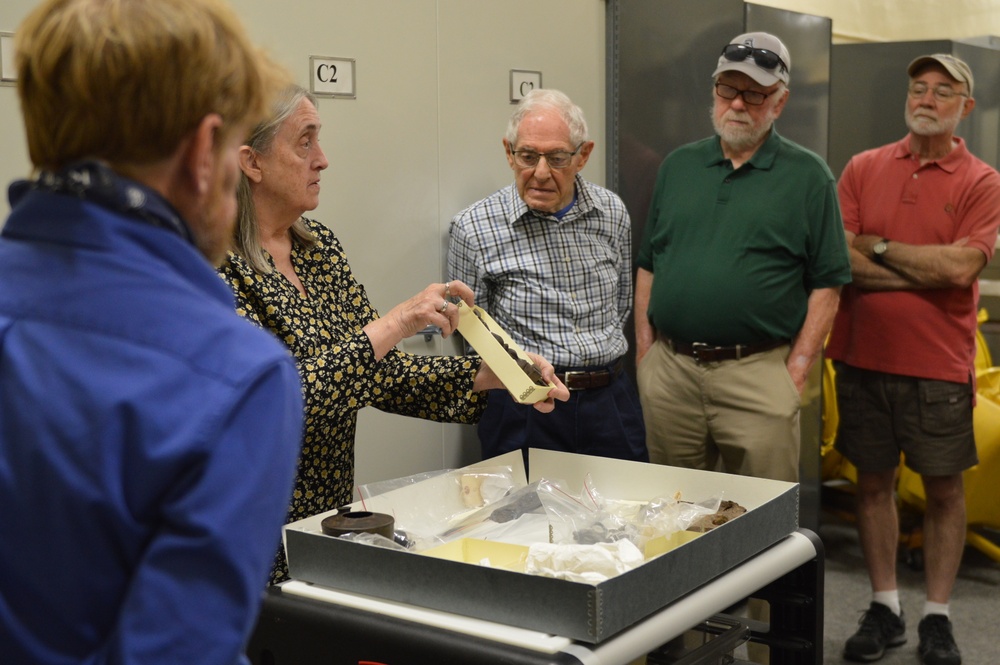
[637,337,800,482]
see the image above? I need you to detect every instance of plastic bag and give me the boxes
[354,466,519,550]
[337,531,410,552]
[538,474,723,551]
[436,480,548,542]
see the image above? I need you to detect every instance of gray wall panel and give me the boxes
[609,0,743,230]
[745,3,832,160]
[954,40,1000,170]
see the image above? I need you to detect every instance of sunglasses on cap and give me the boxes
[721,44,788,74]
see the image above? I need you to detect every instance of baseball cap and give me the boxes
[712,32,791,86]
[907,53,974,96]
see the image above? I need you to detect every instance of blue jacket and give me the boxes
[0,185,303,665]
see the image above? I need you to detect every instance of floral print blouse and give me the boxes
[218,218,485,582]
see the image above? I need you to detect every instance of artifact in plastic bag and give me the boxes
[353,466,517,548]
[539,474,728,550]
[457,468,515,508]
[685,499,747,532]
[439,481,546,539]
[635,493,722,537]
[544,474,680,548]
[537,475,636,547]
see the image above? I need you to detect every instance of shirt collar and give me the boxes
[893,134,969,173]
[8,160,194,243]
[707,126,783,170]
[505,174,598,225]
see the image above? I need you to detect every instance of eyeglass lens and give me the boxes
[722,44,786,73]
[715,83,767,106]
[512,143,582,169]
[515,152,572,168]
[908,84,963,101]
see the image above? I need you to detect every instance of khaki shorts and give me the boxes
[833,362,978,476]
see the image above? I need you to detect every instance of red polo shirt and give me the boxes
[827,136,1000,383]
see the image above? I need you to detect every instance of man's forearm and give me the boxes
[851,234,986,291]
[848,245,915,290]
[787,286,841,393]
[634,267,655,364]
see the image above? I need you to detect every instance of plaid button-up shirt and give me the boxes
[448,175,632,368]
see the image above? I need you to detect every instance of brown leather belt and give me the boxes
[554,360,622,391]
[661,336,788,364]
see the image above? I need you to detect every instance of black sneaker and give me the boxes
[844,602,906,662]
[918,614,961,665]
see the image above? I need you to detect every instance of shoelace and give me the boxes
[921,617,955,648]
[856,607,895,637]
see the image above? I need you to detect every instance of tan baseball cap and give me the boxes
[712,32,791,87]
[907,53,974,96]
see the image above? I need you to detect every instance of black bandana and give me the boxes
[9,160,194,244]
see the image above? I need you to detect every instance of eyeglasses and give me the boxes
[907,83,969,102]
[510,142,585,169]
[721,44,788,75]
[715,82,775,106]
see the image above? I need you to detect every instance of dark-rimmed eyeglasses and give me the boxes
[714,82,776,106]
[721,44,788,75]
[510,142,585,169]
[907,83,969,102]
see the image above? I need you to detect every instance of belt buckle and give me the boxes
[562,370,587,391]
[690,342,713,364]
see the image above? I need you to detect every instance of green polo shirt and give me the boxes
[637,128,851,346]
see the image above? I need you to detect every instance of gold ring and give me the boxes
[439,300,448,313]
[444,282,451,298]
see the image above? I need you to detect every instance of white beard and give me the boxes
[905,105,962,137]
[712,106,778,153]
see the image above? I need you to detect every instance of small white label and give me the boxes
[510,69,542,103]
[310,56,355,98]
[1,32,16,84]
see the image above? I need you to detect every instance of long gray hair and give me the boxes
[233,84,318,274]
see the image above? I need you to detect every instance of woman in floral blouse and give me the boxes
[218,85,567,583]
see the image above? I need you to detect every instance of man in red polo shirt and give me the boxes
[828,54,1000,665]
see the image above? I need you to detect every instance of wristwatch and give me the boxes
[872,238,890,264]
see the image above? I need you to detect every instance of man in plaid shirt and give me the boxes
[448,88,647,465]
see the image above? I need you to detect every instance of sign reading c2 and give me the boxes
[316,63,338,83]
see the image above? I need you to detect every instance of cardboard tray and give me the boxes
[284,449,798,643]
[455,301,554,404]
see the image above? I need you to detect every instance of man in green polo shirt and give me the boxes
[634,32,851,484]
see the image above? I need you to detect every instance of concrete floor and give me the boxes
[818,511,999,665]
